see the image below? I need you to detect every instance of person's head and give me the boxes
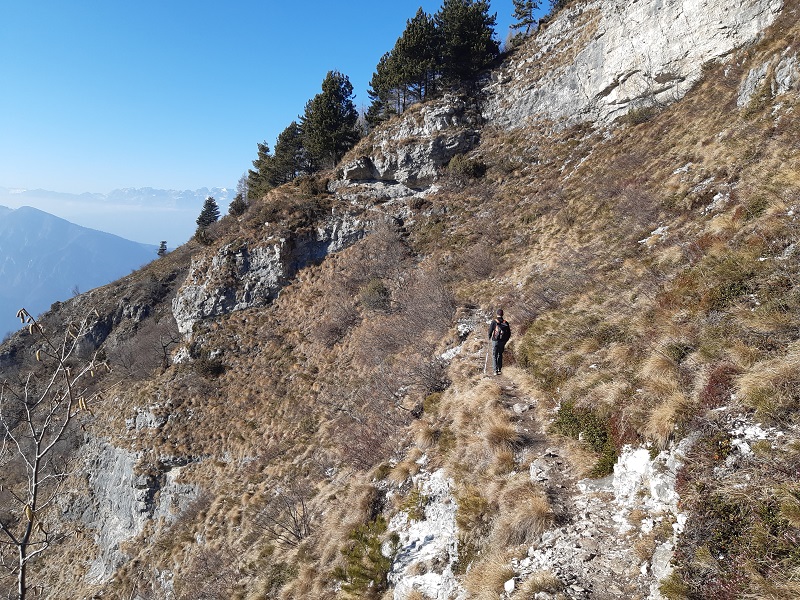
[496,309,503,319]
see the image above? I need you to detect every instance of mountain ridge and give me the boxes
[0,185,233,244]
[0,204,156,338]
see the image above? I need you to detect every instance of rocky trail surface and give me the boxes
[484,372,683,600]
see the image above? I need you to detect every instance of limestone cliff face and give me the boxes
[738,45,800,105]
[483,0,784,127]
[336,96,482,191]
[172,211,369,334]
[330,0,784,206]
[64,438,197,584]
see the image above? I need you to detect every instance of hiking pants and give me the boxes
[492,340,506,373]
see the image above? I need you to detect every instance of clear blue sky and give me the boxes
[0,0,545,195]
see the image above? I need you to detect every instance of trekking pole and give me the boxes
[483,342,490,376]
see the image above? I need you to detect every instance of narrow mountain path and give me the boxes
[492,369,667,600]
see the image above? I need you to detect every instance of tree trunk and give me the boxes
[18,544,27,600]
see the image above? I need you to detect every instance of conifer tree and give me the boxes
[300,71,360,170]
[271,121,306,185]
[227,193,247,217]
[157,241,167,257]
[196,196,220,228]
[367,9,438,127]
[367,52,402,127]
[511,0,540,36]
[395,8,439,103]
[247,141,275,200]
[434,0,499,86]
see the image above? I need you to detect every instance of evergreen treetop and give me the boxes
[366,1,499,125]
[196,196,220,228]
[300,70,360,170]
[435,0,499,86]
[247,142,274,201]
[271,121,306,185]
[511,0,540,35]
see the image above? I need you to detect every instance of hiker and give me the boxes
[488,309,511,375]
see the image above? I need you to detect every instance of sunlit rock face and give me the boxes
[483,0,784,127]
[172,212,369,334]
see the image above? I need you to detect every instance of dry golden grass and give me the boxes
[414,423,439,449]
[778,485,800,528]
[555,437,603,479]
[743,576,800,600]
[518,570,562,595]
[389,449,424,485]
[462,550,516,600]
[640,350,681,391]
[484,418,522,453]
[728,340,763,370]
[400,590,428,600]
[644,390,692,449]
[492,495,554,548]
[737,343,800,423]
[490,448,517,474]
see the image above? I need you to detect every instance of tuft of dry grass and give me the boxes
[640,350,681,392]
[484,418,522,453]
[401,590,428,600]
[492,496,554,548]
[778,485,800,528]
[414,423,439,449]
[644,390,692,449]
[736,344,800,424]
[462,551,516,600]
[388,448,425,485]
[518,570,562,595]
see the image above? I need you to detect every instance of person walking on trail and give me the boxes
[488,309,511,375]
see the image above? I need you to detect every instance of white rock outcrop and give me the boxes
[66,439,198,584]
[337,96,481,190]
[389,469,465,600]
[483,0,784,126]
[172,212,369,334]
[738,50,799,106]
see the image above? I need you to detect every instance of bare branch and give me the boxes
[0,308,110,600]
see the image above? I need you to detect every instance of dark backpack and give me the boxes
[492,319,510,343]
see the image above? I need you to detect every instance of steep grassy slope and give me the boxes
[2,1,800,598]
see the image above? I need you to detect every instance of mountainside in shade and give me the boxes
[0,186,233,244]
[0,205,156,337]
[1,0,800,598]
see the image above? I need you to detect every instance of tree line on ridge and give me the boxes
[240,0,550,204]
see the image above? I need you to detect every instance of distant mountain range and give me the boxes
[0,205,157,338]
[0,186,233,245]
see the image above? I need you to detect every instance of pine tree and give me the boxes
[395,8,439,104]
[196,196,220,228]
[228,193,247,217]
[434,0,499,86]
[271,121,306,185]
[366,9,439,127]
[157,241,168,257]
[247,141,274,200]
[367,52,402,127]
[511,0,540,36]
[300,71,360,170]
